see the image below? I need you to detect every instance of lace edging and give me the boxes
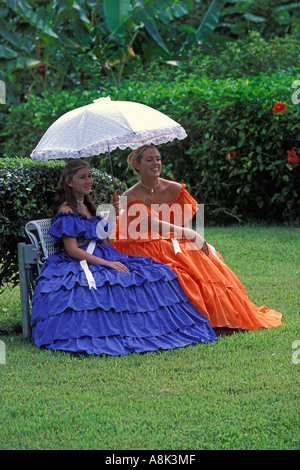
[31,126,187,160]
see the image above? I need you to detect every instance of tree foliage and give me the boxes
[1,0,299,102]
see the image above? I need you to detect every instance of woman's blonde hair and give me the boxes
[127,144,159,175]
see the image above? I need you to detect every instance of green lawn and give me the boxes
[0,225,299,450]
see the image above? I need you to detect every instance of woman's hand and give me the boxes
[196,234,209,256]
[99,259,129,273]
[62,236,130,270]
[183,228,209,256]
[110,193,120,214]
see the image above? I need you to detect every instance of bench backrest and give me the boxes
[25,218,55,261]
[20,210,110,338]
[25,211,111,271]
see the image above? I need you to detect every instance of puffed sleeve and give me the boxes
[49,212,112,246]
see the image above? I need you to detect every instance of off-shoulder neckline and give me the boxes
[124,183,186,208]
[54,211,104,221]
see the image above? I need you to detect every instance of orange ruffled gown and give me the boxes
[113,184,282,330]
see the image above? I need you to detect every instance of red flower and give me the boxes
[273,102,287,113]
[225,150,237,161]
[287,149,299,164]
[38,63,47,74]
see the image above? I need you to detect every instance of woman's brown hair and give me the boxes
[53,159,97,217]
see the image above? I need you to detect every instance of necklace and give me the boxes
[76,199,84,207]
[139,179,160,193]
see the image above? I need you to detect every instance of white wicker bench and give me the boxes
[18,212,110,339]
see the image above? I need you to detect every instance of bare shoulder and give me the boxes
[121,183,141,202]
[58,202,73,213]
[159,179,182,196]
[160,179,182,190]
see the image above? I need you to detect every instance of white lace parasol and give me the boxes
[30,97,187,160]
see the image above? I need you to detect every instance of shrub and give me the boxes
[181,32,300,79]
[1,33,299,225]
[0,157,126,288]
[176,72,300,224]
[0,89,100,158]
[111,71,300,224]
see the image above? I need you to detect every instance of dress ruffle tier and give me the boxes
[31,212,217,355]
[114,185,282,331]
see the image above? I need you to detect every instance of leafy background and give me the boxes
[0,2,299,451]
[1,0,300,286]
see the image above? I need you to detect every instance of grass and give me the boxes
[0,225,299,450]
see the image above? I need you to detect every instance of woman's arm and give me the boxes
[120,201,209,255]
[63,236,129,272]
[106,194,119,245]
[151,218,209,255]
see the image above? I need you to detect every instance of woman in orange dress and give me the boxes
[113,145,282,331]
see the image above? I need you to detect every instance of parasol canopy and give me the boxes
[30,96,187,161]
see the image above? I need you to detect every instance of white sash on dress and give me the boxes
[80,240,97,290]
[171,238,182,254]
[208,244,224,264]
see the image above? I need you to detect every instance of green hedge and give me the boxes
[2,70,299,224]
[169,72,300,224]
[0,157,126,288]
[1,32,299,225]
[181,32,300,79]
[109,71,300,224]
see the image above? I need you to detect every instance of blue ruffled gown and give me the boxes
[31,212,217,355]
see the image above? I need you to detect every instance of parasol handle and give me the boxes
[107,146,115,192]
[112,192,119,217]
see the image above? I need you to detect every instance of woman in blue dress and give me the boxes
[31,159,217,355]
